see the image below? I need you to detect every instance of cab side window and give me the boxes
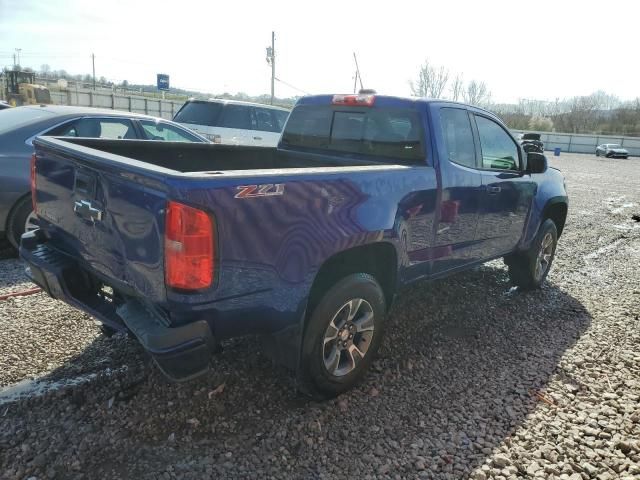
[475,116,519,171]
[439,107,476,168]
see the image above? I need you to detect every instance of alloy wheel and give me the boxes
[322,298,375,377]
[535,232,554,280]
[24,211,39,233]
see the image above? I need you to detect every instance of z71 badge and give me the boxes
[235,184,285,199]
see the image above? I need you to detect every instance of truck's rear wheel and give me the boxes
[300,273,386,399]
[506,219,558,290]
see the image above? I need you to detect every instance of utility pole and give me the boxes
[91,53,96,90]
[15,48,22,67]
[266,32,275,105]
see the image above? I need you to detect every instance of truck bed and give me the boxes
[58,138,383,173]
[29,135,421,311]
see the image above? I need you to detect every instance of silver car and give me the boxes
[0,105,208,249]
[595,143,629,159]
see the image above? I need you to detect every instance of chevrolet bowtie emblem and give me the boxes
[73,200,103,223]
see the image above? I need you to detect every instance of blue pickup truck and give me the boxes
[21,93,568,398]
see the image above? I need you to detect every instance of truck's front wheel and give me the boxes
[300,274,386,399]
[506,219,558,290]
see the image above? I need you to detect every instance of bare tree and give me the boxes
[450,74,464,102]
[563,95,601,133]
[476,91,639,135]
[410,60,449,99]
[463,80,491,106]
[431,65,449,98]
[528,116,554,132]
[591,90,620,111]
[410,61,432,98]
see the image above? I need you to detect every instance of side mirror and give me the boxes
[527,152,547,174]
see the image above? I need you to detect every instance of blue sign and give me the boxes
[157,74,170,91]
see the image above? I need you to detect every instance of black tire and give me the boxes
[506,219,558,290]
[300,273,386,399]
[595,150,600,157]
[100,324,119,337]
[6,196,34,250]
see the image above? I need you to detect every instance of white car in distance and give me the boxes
[173,99,290,147]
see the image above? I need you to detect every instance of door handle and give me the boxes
[253,136,262,140]
[488,186,501,194]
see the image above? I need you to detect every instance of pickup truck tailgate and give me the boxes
[33,140,169,302]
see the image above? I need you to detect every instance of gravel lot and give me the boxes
[1,153,639,480]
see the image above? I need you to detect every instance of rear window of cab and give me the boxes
[281,105,425,163]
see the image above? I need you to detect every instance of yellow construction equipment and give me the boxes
[2,69,52,106]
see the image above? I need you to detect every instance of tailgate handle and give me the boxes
[74,171,97,196]
[74,200,103,222]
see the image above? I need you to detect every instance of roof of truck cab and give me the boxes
[296,94,498,117]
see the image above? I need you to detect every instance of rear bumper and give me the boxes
[20,229,217,381]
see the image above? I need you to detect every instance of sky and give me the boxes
[1,0,638,103]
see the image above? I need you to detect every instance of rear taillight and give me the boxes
[332,94,375,107]
[30,154,37,213]
[164,201,214,291]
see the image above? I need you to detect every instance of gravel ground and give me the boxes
[0,153,639,480]
[0,258,36,297]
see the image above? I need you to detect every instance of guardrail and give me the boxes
[46,89,184,119]
[512,130,640,157]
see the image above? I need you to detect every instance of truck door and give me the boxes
[431,106,483,274]
[471,114,536,257]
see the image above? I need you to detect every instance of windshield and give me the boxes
[0,107,56,135]
[608,144,622,148]
[34,88,51,104]
[15,72,35,84]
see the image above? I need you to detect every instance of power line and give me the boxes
[353,52,364,93]
[274,77,310,96]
